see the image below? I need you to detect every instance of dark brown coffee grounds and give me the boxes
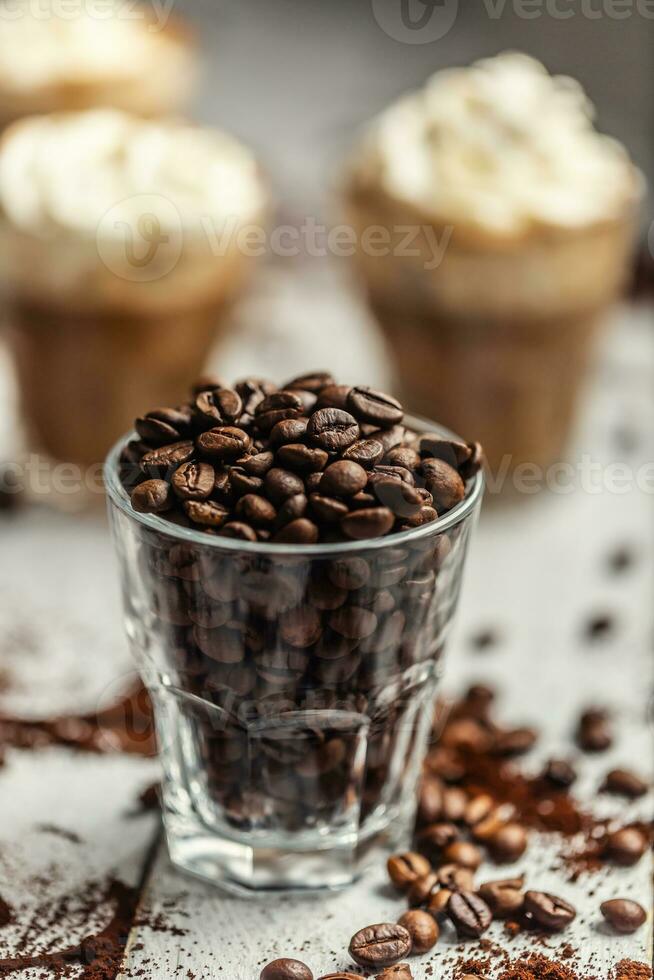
[610,963,653,980]
[0,896,14,928]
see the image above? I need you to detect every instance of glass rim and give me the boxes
[104,413,484,556]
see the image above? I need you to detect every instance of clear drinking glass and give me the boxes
[105,417,483,895]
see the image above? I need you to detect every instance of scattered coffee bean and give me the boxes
[492,727,537,757]
[524,891,576,932]
[260,959,313,980]
[488,823,528,863]
[605,827,648,866]
[396,910,438,954]
[387,852,431,890]
[542,759,577,789]
[584,612,615,641]
[600,768,649,798]
[348,923,412,968]
[375,966,413,980]
[417,821,459,857]
[478,877,525,919]
[600,899,647,934]
[442,840,482,870]
[576,708,613,752]
[447,891,492,939]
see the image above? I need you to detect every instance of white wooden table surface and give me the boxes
[0,264,652,978]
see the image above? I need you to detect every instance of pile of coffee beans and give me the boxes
[119,373,481,544]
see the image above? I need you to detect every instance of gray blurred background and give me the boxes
[177,0,653,226]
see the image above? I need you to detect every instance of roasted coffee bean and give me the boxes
[197,426,252,459]
[136,408,189,445]
[543,759,577,789]
[441,718,492,753]
[421,458,465,511]
[273,518,319,544]
[235,494,277,526]
[328,558,370,591]
[320,460,368,497]
[418,778,444,825]
[220,521,258,541]
[171,461,215,501]
[348,923,412,968]
[492,727,537,757]
[307,577,347,611]
[277,443,329,472]
[255,391,304,432]
[316,974,361,980]
[315,384,352,410]
[399,506,439,529]
[341,507,394,540]
[600,768,649,798]
[387,852,431,890]
[600,899,647,934]
[384,446,421,470]
[228,466,264,496]
[577,708,613,752]
[426,889,452,918]
[488,823,528,863]
[329,606,377,640]
[460,441,484,479]
[407,871,439,908]
[371,478,423,518]
[342,438,384,469]
[464,794,495,827]
[141,441,195,476]
[478,877,525,919]
[238,450,275,476]
[260,959,313,980]
[418,435,471,467]
[417,822,459,857]
[309,494,349,523]
[308,408,360,452]
[442,841,483,870]
[285,370,334,393]
[131,479,173,513]
[605,827,648,866]
[265,468,305,504]
[472,806,517,843]
[447,891,492,939]
[276,493,308,528]
[524,891,576,932]
[279,607,322,648]
[375,968,413,980]
[397,910,438,954]
[270,418,309,446]
[184,500,229,528]
[195,387,243,426]
[436,864,475,892]
[347,386,403,427]
[441,787,467,823]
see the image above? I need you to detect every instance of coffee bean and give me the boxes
[197,426,252,459]
[436,864,475,892]
[255,391,304,433]
[136,408,188,445]
[329,606,377,640]
[417,822,459,858]
[270,418,309,446]
[280,607,322,648]
[426,889,452,918]
[348,923,412,968]
[308,408,360,452]
[418,779,444,825]
[171,462,215,501]
[309,494,350,523]
[277,443,329,472]
[440,787,467,823]
[442,841,482,870]
[141,441,195,477]
[460,441,484,479]
[371,478,423,518]
[478,877,525,919]
[600,899,647,934]
[276,493,308,528]
[341,507,394,540]
[524,891,576,932]
[316,974,361,980]
[492,727,537,757]
[235,494,277,526]
[260,959,313,980]
[342,439,384,469]
[542,759,577,789]
[601,768,649,798]
[577,708,613,752]
[464,794,495,827]
[605,827,648,866]
[229,467,264,496]
[265,468,305,504]
[285,370,334,393]
[315,384,352,410]
[328,558,370,591]
[131,479,174,513]
[195,387,243,426]
[238,451,275,476]
[220,521,258,542]
[407,872,439,908]
[320,461,368,497]
[421,459,465,511]
[347,387,403,427]
[387,852,431,890]
[396,910,438,954]
[273,519,319,544]
[447,891,492,939]
[184,500,229,528]
[488,823,528,863]
[375,967,413,980]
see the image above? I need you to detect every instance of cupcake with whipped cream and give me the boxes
[345,52,641,472]
[0,109,267,468]
[0,0,196,127]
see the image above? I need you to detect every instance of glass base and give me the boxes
[164,803,412,896]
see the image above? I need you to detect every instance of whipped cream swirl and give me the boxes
[357,52,639,235]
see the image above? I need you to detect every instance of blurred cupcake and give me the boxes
[0,109,267,467]
[345,53,642,472]
[0,0,196,127]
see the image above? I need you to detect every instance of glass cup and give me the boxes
[105,417,483,895]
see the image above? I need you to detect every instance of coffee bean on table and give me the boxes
[447,891,492,938]
[600,899,647,934]
[260,959,313,980]
[197,426,252,459]
[524,891,576,931]
[397,910,438,953]
[407,871,439,908]
[600,768,649,798]
[436,864,475,892]
[387,852,431,890]
[320,461,368,496]
[348,923,412,968]
[131,479,174,513]
[417,821,459,857]
[487,823,528,863]
[576,708,613,752]
[347,387,403,427]
[542,759,577,789]
[172,462,215,500]
[375,967,413,980]
[605,827,648,866]
[478,877,525,919]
